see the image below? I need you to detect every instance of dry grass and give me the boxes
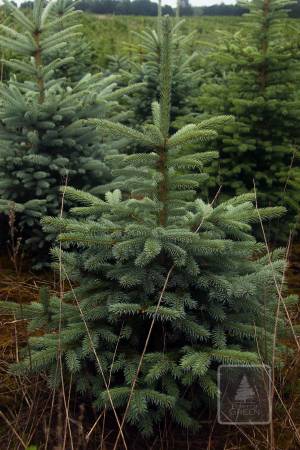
[0,256,53,448]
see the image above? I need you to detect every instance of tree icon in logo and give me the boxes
[234,375,256,403]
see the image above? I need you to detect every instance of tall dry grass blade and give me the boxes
[253,181,300,350]
[0,411,27,449]
[112,265,175,450]
[61,269,128,450]
[58,177,74,450]
[253,180,300,449]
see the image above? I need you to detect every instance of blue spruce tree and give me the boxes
[0,0,139,267]
[0,16,294,438]
[113,17,200,128]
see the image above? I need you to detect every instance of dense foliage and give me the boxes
[198,0,300,241]
[0,15,292,437]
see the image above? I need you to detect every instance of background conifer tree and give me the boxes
[46,0,98,82]
[115,18,200,128]
[197,0,300,240]
[0,0,139,267]
[0,16,294,436]
[0,7,13,83]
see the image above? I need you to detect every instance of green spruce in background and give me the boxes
[114,18,200,128]
[198,0,300,241]
[1,17,294,437]
[0,8,14,83]
[46,0,99,82]
[0,0,139,267]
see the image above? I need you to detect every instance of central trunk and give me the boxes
[33,30,45,104]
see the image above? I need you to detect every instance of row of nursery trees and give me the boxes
[0,0,299,440]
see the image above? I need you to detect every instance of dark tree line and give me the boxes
[196,1,300,17]
[17,0,300,18]
[19,0,192,16]
[75,0,175,16]
[197,4,248,16]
